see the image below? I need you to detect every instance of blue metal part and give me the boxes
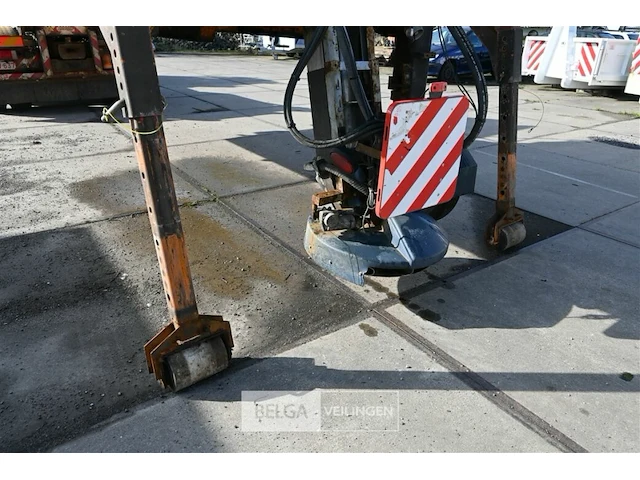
[304,211,449,286]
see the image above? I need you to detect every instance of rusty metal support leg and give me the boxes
[486,27,526,251]
[101,27,232,391]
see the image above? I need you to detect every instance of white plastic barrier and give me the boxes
[624,37,640,99]
[580,38,636,87]
[561,38,600,89]
[535,27,637,89]
[522,36,548,76]
[534,26,575,86]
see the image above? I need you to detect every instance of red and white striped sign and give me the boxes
[375,95,468,219]
[88,29,104,73]
[527,40,546,71]
[36,29,53,77]
[0,52,44,80]
[630,37,640,75]
[0,72,44,81]
[577,41,598,79]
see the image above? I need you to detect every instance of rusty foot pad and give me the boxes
[304,211,449,286]
[144,315,233,391]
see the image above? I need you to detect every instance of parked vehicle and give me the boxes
[428,26,493,82]
[0,26,116,109]
[285,38,305,58]
[605,31,639,40]
[523,26,551,37]
[576,28,617,38]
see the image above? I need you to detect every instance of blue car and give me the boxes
[428,27,493,82]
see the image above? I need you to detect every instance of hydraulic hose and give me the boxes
[284,27,383,149]
[318,161,369,196]
[335,26,375,121]
[447,26,488,148]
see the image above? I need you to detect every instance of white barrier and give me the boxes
[534,27,637,90]
[585,38,636,87]
[534,26,575,86]
[624,37,640,99]
[521,36,548,76]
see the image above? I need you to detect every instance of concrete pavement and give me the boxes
[0,53,638,452]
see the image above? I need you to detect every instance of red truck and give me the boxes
[0,26,117,109]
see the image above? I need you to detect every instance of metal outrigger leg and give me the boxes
[101,27,233,391]
[486,27,527,250]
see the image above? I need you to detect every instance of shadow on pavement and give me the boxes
[0,226,160,452]
[186,356,639,404]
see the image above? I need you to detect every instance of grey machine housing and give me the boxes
[305,149,477,285]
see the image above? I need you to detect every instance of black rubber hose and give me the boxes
[335,26,375,121]
[447,26,488,148]
[284,27,383,149]
[318,162,369,196]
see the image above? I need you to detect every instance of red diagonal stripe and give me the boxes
[527,40,543,59]
[527,49,544,68]
[587,42,596,61]
[440,175,459,204]
[407,135,463,213]
[581,47,593,74]
[632,47,640,61]
[527,45,545,69]
[578,61,586,76]
[379,98,468,218]
[531,41,545,55]
[385,99,448,174]
[632,59,640,74]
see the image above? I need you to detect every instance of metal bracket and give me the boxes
[428,81,447,98]
[100,26,163,117]
[144,315,233,390]
[389,26,433,100]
